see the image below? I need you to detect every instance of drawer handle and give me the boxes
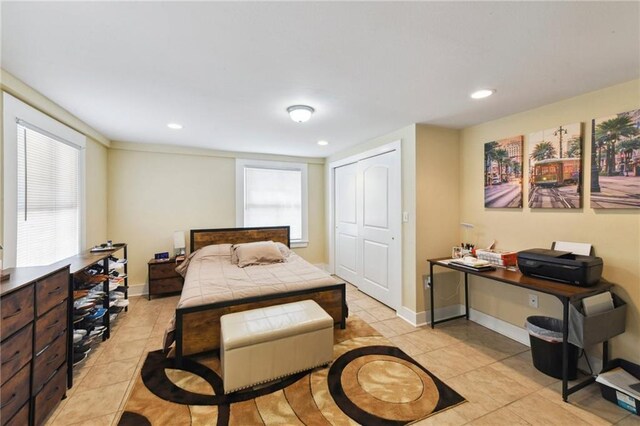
[46,319,60,329]
[48,286,62,295]
[46,353,59,366]
[2,308,22,319]
[0,350,20,365]
[0,393,16,408]
[45,387,60,401]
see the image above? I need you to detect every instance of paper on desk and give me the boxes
[596,367,640,399]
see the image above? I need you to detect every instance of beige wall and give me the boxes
[416,125,461,313]
[460,79,640,363]
[327,124,418,312]
[107,144,326,291]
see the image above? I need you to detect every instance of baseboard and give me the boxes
[468,308,530,346]
[397,304,464,327]
[128,283,146,297]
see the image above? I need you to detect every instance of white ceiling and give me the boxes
[2,2,639,158]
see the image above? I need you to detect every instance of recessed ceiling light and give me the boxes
[317,140,329,146]
[470,89,496,99]
[167,123,183,130]
[287,105,315,123]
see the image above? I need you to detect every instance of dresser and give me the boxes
[1,265,70,426]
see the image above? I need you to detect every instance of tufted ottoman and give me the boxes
[220,299,334,393]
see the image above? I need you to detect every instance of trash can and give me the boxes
[526,316,578,380]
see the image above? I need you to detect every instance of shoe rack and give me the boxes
[68,244,128,387]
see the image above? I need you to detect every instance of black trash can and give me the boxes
[526,316,578,380]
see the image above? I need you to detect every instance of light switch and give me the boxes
[402,212,409,222]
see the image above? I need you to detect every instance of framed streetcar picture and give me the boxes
[484,136,523,208]
[590,109,640,209]
[528,122,583,209]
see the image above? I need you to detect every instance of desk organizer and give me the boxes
[569,293,626,348]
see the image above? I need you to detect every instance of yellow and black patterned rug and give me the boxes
[118,318,465,425]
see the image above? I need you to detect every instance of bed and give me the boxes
[166,226,348,366]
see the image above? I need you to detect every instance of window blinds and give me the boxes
[243,167,302,240]
[16,122,81,267]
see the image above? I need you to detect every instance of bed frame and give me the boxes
[174,226,348,365]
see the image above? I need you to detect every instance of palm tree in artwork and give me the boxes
[595,115,639,175]
[566,136,582,158]
[494,148,509,182]
[531,141,557,161]
[484,141,499,185]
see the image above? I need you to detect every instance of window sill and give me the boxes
[290,240,308,248]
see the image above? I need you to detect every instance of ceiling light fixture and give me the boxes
[287,105,315,123]
[317,140,329,146]
[470,89,496,99]
[167,123,183,130]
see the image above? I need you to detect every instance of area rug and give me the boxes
[118,317,465,425]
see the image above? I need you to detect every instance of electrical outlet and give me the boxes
[423,275,431,289]
[528,294,538,308]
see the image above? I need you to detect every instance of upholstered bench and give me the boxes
[220,299,334,393]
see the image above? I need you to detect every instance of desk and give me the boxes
[428,258,612,402]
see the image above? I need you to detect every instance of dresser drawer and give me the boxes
[0,363,30,425]
[35,301,67,354]
[4,401,29,426]
[0,285,34,341]
[149,261,181,280]
[36,268,68,316]
[149,277,183,295]
[0,324,32,385]
[33,332,67,393]
[34,365,66,426]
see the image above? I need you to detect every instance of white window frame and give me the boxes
[3,92,86,268]
[235,159,308,248]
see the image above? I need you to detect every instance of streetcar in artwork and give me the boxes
[531,158,580,187]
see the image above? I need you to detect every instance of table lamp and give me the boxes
[173,231,186,257]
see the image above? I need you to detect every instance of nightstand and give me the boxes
[147,258,184,300]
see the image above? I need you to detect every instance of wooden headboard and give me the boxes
[190,226,291,251]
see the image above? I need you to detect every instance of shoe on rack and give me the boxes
[85,308,107,321]
[73,352,88,366]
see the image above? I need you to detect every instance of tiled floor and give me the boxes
[46,284,639,426]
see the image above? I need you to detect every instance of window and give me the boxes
[3,93,86,268]
[236,159,308,247]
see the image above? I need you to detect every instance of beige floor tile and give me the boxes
[537,384,630,425]
[469,406,531,425]
[458,365,535,406]
[350,297,383,310]
[112,411,124,426]
[109,325,154,343]
[412,407,468,425]
[413,342,496,379]
[447,373,504,422]
[388,334,424,357]
[379,317,421,335]
[368,320,399,338]
[402,328,459,352]
[352,310,377,324]
[367,305,397,321]
[73,357,139,393]
[505,393,590,425]
[92,337,149,365]
[616,415,640,425]
[51,382,129,425]
[489,351,558,392]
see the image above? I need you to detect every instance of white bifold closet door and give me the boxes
[334,149,401,310]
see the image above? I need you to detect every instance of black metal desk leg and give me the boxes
[465,273,469,320]
[562,297,569,401]
[430,262,435,329]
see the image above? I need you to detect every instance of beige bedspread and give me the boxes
[163,243,339,350]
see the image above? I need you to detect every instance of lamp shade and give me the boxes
[173,231,186,250]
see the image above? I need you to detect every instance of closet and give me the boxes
[332,142,402,310]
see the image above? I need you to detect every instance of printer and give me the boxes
[517,248,603,286]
